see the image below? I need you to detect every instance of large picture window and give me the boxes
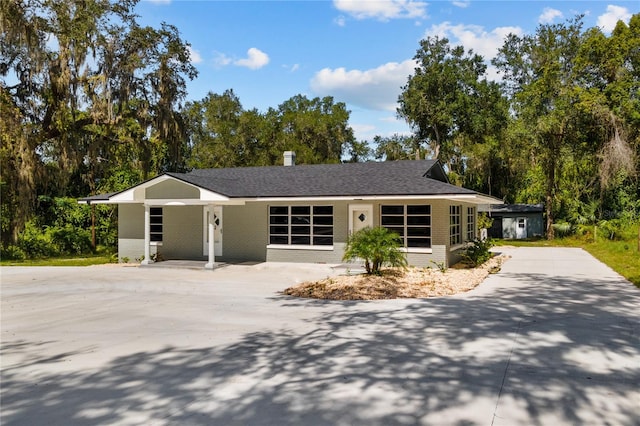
[150,207,163,242]
[381,205,431,248]
[450,205,461,245]
[269,206,333,246]
[467,206,476,241]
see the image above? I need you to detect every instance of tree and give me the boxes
[342,227,407,275]
[0,0,197,246]
[574,16,639,217]
[277,94,354,164]
[493,17,587,238]
[186,92,356,168]
[374,134,424,161]
[398,37,501,165]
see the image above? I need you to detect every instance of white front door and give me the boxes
[516,217,527,239]
[203,206,223,256]
[349,204,374,235]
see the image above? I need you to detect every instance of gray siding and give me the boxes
[116,198,480,268]
[161,206,203,260]
[118,204,144,262]
[220,203,268,262]
[501,213,544,239]
[146,180,199,199]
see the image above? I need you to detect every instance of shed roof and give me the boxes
[479,204,544,214]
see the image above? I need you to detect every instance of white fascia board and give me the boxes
[109,175,171,202]
[199,188,231,202]
[246,194,501,203]
[106,175,231,203]
[144,198,245,206]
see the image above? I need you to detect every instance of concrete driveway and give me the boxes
[1,248,638,425]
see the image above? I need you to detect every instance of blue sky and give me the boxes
[136,0,638,142]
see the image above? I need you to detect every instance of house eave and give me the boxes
[240,193,503,204]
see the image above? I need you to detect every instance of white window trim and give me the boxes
[450,205,461,246]
[466,206,476,241]
[267,244,334,251]
[399,247,433,254]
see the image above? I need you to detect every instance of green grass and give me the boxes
[494,229,640,288]
[0,254,115,267]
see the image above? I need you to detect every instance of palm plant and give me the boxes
[343,227,407,275]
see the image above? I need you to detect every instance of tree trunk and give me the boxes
[545,152,556,240]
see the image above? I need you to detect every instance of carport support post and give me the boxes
[205,204,215,269]
[142,204,152,265]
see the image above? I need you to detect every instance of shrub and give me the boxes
[1,244,26,261]
[17,223,59,258]
[343,226,407,275]
[477,212,494,230]
[49,225,93,255]
[597,219,625,241]
[552,222,574,237]
[462,238,494,267]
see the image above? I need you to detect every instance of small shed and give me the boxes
[479,204,544,239]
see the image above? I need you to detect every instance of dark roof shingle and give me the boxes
[166,160,478,198]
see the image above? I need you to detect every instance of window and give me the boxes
[467,206,476,241]
[381,205,431,248]
[269,206,333,246]
[150,207,163,242]
[450,205,461,245]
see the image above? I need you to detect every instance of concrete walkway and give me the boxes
[1,248,638,425]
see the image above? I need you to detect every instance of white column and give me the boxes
[142,204,152,265]
[205,204,215,269]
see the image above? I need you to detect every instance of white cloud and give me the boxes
[425,22,522,62]
[214,48,270,70]
[597,5,632,33]
[213,51,232,68]
[283,63,300,72]
[310,59,416,111]
[539,7,563,24]
[187,46,202,64]
[334,15,347,26]
[234,47,270,70]
[452,1,470,8]
[333,0,427,21]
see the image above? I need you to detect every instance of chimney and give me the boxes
[283,151,296,166]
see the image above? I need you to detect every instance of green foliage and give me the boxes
[552,222,574,238]
[16,222,93,258]
[7,196,116,259]
[398,36,507,165]
[343,227,407,275]
[430,261,447,273]
[17,223,60,258]
[1,0,196,244]
[186,91,356,168]
[477,213,494,230]
[597,219,627,241]
[462,238,494,267]
[0,244,26,261]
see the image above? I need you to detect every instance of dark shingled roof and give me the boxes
[163,160,478,198]
[78,192,118,203]
[480,204,544,213]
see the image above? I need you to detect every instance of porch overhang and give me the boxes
[78,175,244,206]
